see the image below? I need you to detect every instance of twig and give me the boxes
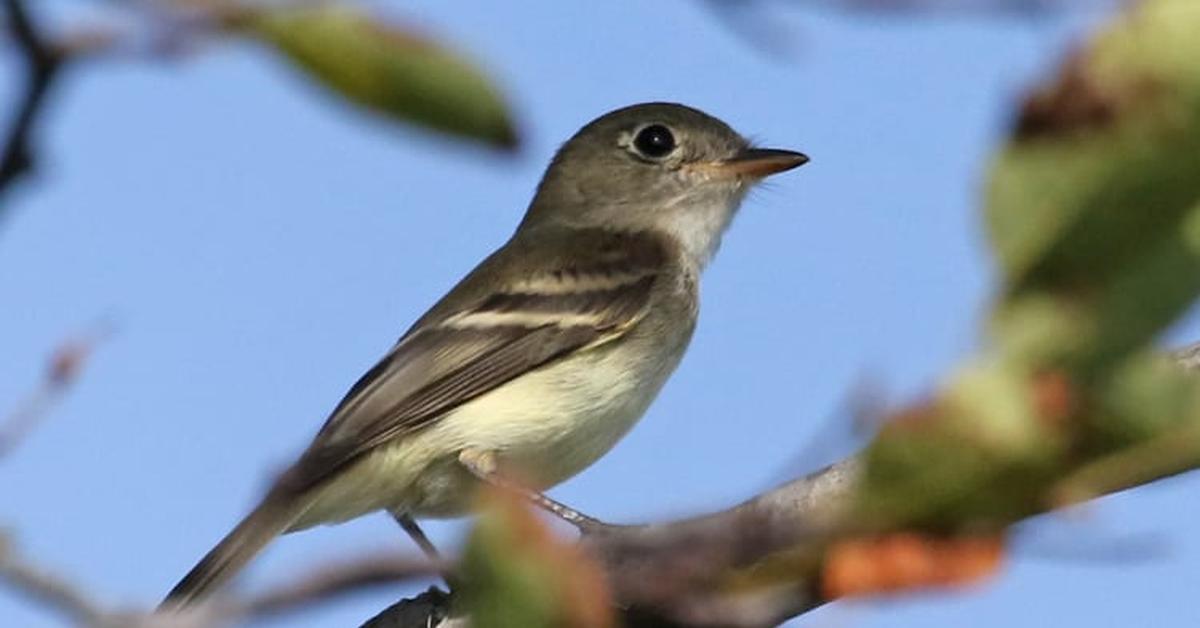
[0,0,66,209]
[0,325,111,459]
[0,532,109,626]
[238,552,444,620]
[1,533,442,628]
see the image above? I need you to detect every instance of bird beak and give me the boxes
[693,148,810,179]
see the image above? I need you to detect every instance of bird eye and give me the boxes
[631,124,676,159]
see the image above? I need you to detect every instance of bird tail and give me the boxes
[160,489,308,611]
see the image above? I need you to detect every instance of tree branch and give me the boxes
[362,345,1200,628]
[358,459,863,628]
[0,532,108,626]
[0,541,442,628]
[0,0,65,210]
[0,324,111,458]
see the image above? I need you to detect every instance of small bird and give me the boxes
[162,102,807,608]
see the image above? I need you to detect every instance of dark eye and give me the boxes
[632,124,676,159]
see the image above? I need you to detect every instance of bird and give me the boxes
[161,102,807,609]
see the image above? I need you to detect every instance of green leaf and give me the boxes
[1093,352,1200,450]
[856,360,1062,528]
[1049,351,1200,505]
[985,0,1200,372]
[460,492,613,628]
[244,5,517,149]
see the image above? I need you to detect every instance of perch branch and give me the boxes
[361,343,1200,628]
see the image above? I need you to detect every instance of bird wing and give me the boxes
[281,228,671,493]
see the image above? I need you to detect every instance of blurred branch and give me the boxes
[0,326,110,459]
[0,0,65,209]
[0,532,109,626]
[0,540,440,627]
[0,1,516,219]
[237,553,443,620]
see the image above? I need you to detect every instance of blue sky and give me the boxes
[2,1,1197,626]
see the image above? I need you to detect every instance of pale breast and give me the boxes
[293,264,699,526]
[296,322,691,526]
[440,323,688,487]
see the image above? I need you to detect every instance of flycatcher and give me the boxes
[163,102,807,608]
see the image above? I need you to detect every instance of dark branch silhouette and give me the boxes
[0,0,65,210]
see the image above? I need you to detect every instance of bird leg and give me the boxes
[390,512,461,591]
[457,448,607,533]
[392,513,442,561]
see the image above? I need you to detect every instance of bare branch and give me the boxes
[238,553,444,621]
[0,0,65,209]
[0,326,111,459]
[0,0,247,213]
[0,532,109,626]
[1,534,442,628]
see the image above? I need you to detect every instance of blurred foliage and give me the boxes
[856,0,1200,550]
[987,0,1200,372]
[821,533,1004,599]
[453,0,1200,618]
[240,4,517,149]
[461,489,613,628]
